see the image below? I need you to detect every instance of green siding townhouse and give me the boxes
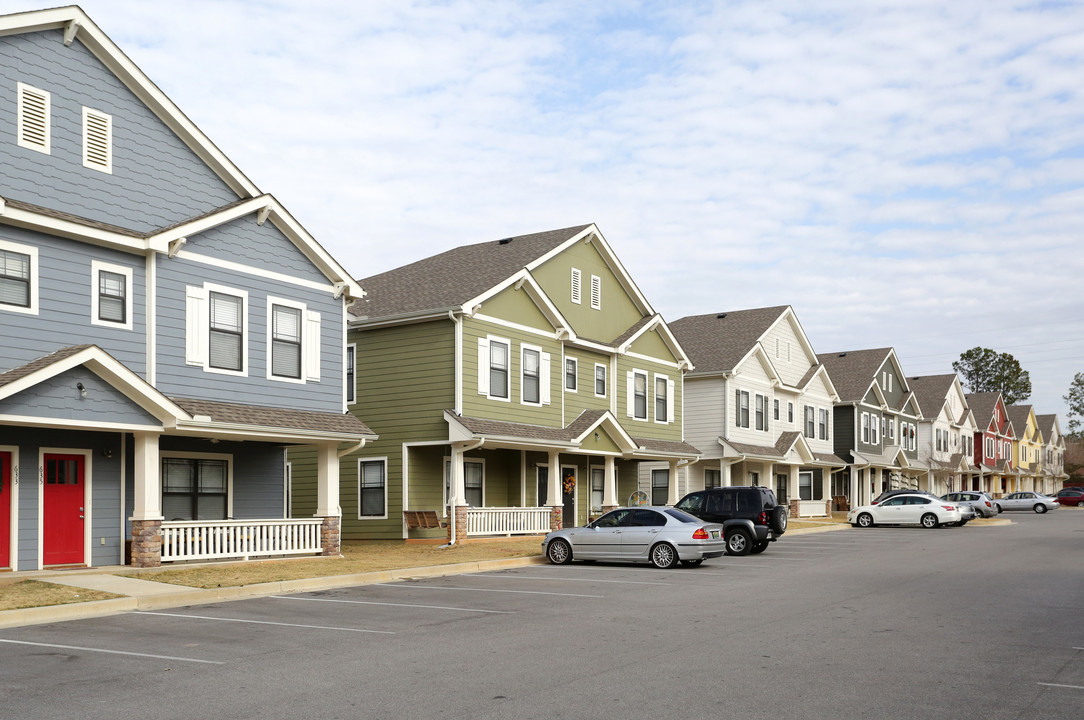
[290,224,699,542]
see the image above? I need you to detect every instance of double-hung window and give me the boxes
[358,459,387,518]
[818,408,829,440]
[804,406,815,438]
[651,468,669,505]
[655,375,670,423]
[345,344,356,404]
[162,456,228,521]
[270,303,302,379]
[595,364,607,396]
[861,413,870,443]
[565,357,577,392]
[735,390,750,428]
[630,370,648,420]
[755,394,768,431]
[788,402,794,423]
[704,468,721,489]
[209,291,244,372]
[489,339,509,399]
[590,468,604,511]
[870,414,880,444]
[774,399,780,421]
[0,240,37,314]
[91,261,133,330]
[522,347,541,404]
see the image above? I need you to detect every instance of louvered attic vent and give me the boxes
[17,82,50,153]
[83,107,112,173]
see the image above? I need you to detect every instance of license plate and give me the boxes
[710,530,720,539]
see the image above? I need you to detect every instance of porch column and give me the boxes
[788,463,800,517]
[315,442,341,556]
[667,460,680,506]
[721,462,732,486]
[130,432,162,568]
[601,455,617,510]
[547,450,562,530]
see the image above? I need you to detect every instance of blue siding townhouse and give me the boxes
[0,6,375,570]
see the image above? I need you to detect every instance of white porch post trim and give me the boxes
[721,462,732,486]
[788,464,799,505]
[667,459,680,506]
[131,431,162,520]
[315,442,340,517]
[548,450,562,507]
[450,444,467,507]
[602,455,617,507]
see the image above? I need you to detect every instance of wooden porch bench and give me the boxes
[832,495,850,512]
[404,510,446,530]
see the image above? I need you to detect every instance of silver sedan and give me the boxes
[994,492,1059,514]
[942,491,999,518]
[542,506,725,568]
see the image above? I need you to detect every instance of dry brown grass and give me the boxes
[0,580,121,611]
[121,537,544,589]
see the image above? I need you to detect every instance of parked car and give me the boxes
[674,485,788,556]
[872,489,938,505]
[542,506,725,568]
[848,493,963,528]
[942,491,999,518]
[1052,489,1084,507]
[994,492,1059,514]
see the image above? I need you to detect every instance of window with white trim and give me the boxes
[570,268,582,304]
[17,82,50,154]
[210,291,244,371]
[270,303,302,379]
[629,370,648,420]
[590,467,604,511]
[755,394,769,431]
[804,405,815,438]
[595,364,607,397]
[887,417,894,442]
[774,399,780,421]
[90,260,132,329]
[788,402,794,423]
[704,468,721,489]
[82,107,112,173]
[818,408,829,440]
[861,413,870,443]
[651,468,669,505]
[655,374,673,424]
[477,336,510,400]
[358,458,387,518]
[565,357,577,392]
[0,239,38,314]
[345,344,356,404]
[870,414,879,444]
[162,455,229,521]
[735,390,750,428]
[445,458,485,507]
[590,274,601,310]
[522,346,540,404]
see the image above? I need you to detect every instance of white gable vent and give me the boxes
[83,107,112,173]
[17,82,50,154]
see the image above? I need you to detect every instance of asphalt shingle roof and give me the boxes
[669,306,790,375]
[965,392,1002,426]
[349,225,592,321]
[171,398,375,437]
[0,345,94,388]
[818,348,892,403]
[1006,405,1033,437]
[907,374,957,418]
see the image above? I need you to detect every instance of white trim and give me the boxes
[160,451,234,520]
[146,252,156,385]
[16,82,50,154]
[356,456,389,520]
[37,448,92,569]
[594,363,608,398]
[203,282,249,377]
[589,274,601,310]
[0,237,39,315]
[624,350,681,370]
[81,106,112,173]
[344,343,356,406]
[173,249,337,295]
[284,455,292,518]
[630,368,649,421]
[265,296,307,384]
[453,313,463,415]
[484,334,512,402]
[0,445,18,570]
[443,455,486,510]
[654,372,671,425]
[90,259,133,330]
[564,356,578,393]
[520,343,544,407]
[0,413,163,433]
[471,312,557,339]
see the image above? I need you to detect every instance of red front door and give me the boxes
[43,453,85,566]
[1,452,11,569]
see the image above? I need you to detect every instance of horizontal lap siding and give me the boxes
[0,227,146,374]
[185,216,328,285]
[683,377,724,458]
[563,348,612,423]
[0,367,159,426]
[0,30,237,233]
[615,356,683,442]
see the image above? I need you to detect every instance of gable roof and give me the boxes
[351,225,592,321]
[965,392,1002,427]
[907,374,957,418]
[1035,414,1062,443]
[818,348,893,404]
[670,306,790,376]
[1006,405,1035,439]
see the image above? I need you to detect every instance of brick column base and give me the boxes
[825,499,832,517]
[446,505,469,544]
[550,506,563,531]
[320,516,341,556]
[130,519,162,568]
[789,499,801,519]
[601,505,619,513]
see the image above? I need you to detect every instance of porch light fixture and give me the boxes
[594,432,600,441]
[76,382,87,398]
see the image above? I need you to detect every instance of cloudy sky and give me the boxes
[6,0,1082,420]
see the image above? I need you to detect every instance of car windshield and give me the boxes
[663,508,701,523]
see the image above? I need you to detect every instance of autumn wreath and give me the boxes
[562,472,576,495]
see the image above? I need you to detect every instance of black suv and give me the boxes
[674,486,787,556]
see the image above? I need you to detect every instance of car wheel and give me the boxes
[1077,501,1084,507]
[995,504,1003,513]
[921,513,939,529]
[856,512,874,528]
[750,539,769,554]
[546,538,572,565]
[725,528,752,556]
[769,506,788,533]
[650,542,678,568]
[680,559,704,568]
[1034,504,1047,514]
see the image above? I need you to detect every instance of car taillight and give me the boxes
[942,505,955,511]
[692,527,709,539]
[985,501,992,507]
[757,511,768,525]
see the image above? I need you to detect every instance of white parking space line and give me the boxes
[700,563,774,569]
[135,611,394,634]
[472,573,670,586]
[0,638,223,665]
[269,595,514,614]
[375,583,603,598]
[1037,682,1084,690]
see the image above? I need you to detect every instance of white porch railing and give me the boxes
[465,507,551,536]
[798,500,829,518]
[161,518,323,562]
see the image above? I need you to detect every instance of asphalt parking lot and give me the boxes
[1,512,1082,719]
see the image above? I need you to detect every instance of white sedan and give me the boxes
[848,493,963,529]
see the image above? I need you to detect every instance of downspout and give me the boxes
[442,438,485,547]
[450,310,463,415]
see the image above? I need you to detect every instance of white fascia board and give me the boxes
[0,346,187,424]
[263,202,364,299]
[775,306,819,363]
[444,411,477,442]
[619,316,693,371]
[812,365,841,402]
[172,421,373,444]
[788,434,816,464]
[0,413,164,433]
[570,412,638,451]
[147,196,271,248]
[461,270,570,335]
[350,308,459,329]
[885,348,909,393]
[0,198,149,254]
[868,381,888,410]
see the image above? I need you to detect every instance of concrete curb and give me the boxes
[0,555,548,629]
